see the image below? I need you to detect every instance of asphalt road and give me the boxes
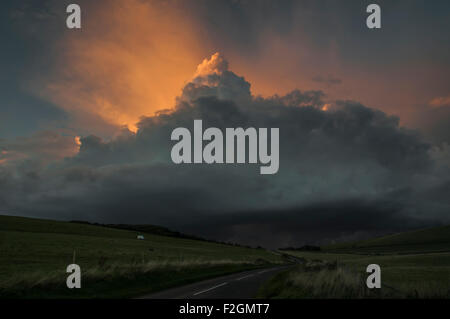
[139,266,291,299]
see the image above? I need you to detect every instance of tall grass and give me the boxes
[0,258,270,298]
[257,260,450,299]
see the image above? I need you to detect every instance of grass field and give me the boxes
[0,215,285,298]
[323,225,450,254]
[258,226,450,299]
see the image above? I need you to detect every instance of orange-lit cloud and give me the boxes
[429,96,450,108]
[42,0,207,133]
[0,131,80,166]
[321,103,331,111]
[194,53,229,77]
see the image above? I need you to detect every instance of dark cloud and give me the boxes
[1,54,449,247]
[181,199,435,248]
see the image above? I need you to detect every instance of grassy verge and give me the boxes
[286,251,450,290]
[1,260,270,299]
[257,257,450,299]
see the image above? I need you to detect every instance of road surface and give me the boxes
[139,266,291,299]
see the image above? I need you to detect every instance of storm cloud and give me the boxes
[1,54,449,247]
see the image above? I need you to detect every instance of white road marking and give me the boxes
[236,274,255,281]
[193,282,228,296]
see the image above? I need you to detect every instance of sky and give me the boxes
[0,0,449,247]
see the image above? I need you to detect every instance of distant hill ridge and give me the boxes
[70,220,199,240]
[0,215,254,249]
[323,225,450,254]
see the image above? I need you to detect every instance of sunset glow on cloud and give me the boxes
[429,96,450,108]
[41,0,208,132]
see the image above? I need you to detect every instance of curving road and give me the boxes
[139,266,291,299]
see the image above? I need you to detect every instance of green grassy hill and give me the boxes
[276,225,450,298]
[0,215,284,298]
[323,225,450,254]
